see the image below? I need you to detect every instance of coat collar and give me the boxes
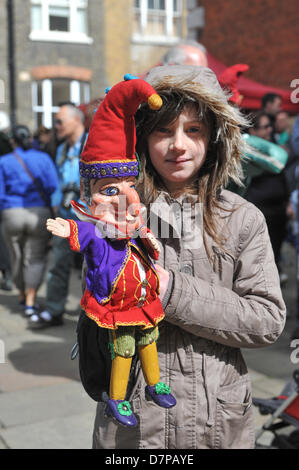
[149,191,200,239]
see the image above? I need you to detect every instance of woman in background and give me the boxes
[0,125,58,316]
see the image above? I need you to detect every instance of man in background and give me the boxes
[28,103,86,329]
[261,93,282,143]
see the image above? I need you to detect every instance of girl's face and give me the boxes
[147,106,210,196]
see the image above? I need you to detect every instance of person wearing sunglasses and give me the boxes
[247,111,273,141]
[28,103,87,329]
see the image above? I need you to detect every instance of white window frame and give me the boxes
[32,79,90,128]
[29,0,93,44]
[132,0,182,45]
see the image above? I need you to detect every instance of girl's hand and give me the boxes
[154,263,170,301]
[46,217,71,238]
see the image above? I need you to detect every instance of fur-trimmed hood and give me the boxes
[145,65,227,102]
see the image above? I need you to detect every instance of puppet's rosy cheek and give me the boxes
[92,193,118,206]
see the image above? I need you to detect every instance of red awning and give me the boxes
[206,52,299,113]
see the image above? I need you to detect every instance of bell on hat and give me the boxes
[79,77,162,180]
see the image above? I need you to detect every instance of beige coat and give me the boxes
[92,189,286,449]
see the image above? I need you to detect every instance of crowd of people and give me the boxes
[243,93,299,340]
[0,102,86,328]
[1,88,298,337]
[0,61,299,449]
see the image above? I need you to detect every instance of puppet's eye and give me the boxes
[102,186,119,196]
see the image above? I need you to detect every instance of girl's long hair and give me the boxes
[135,74,251,253]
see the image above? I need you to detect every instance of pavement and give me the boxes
[0,242,298,449]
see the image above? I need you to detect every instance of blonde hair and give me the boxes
[135,72,251,252]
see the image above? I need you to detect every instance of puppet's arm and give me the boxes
[46,218,98,257]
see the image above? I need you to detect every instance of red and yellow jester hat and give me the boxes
[79,77,162,179]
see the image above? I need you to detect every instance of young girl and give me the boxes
[92,65,286,449]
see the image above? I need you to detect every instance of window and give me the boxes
[49,5,69,32]
[133,0,182,43]
[32,79,90,128]
[30,0,92,43]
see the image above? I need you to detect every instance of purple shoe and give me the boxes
[104,399,137,427]
[145,382,176,408]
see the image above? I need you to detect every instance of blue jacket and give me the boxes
[0,147,58,211]
[51,132,86,219]
[291,115,299,157]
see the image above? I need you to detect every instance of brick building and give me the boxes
[131,0,200,77]
[198,0,299,90]
[1,0,202,130]
[1,0,107,130]
[2,1,296,130]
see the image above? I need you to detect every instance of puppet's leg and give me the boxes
[109,354,132,400]
[138,328,176,409]
[138,341,160,386]
[104,328,137,427]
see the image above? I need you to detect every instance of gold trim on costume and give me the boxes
[129,242,160,293]
[120,272,125,309]
[145,269,154,305]
[82,304,165,330]
[94,241,160,306]
[99,241,130,304]
[131,257,142,300]
[69,220,80,251]
[80,158,135,165]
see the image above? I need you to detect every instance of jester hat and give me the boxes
[79,77,162,179]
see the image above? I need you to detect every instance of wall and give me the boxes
[199,0,299,89]
[103,0,131,86]
[0,5,10,122]
[11,0,107,128]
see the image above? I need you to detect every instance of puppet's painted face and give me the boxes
[85,176,143,238]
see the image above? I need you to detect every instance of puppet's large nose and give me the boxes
[125,186,141,217]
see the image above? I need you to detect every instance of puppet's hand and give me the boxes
[46,217,71,238]
[145,231,161,256]
[140,226,161,255]
[139,226,161,260]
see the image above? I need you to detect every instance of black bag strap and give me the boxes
[13,150,55,218]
